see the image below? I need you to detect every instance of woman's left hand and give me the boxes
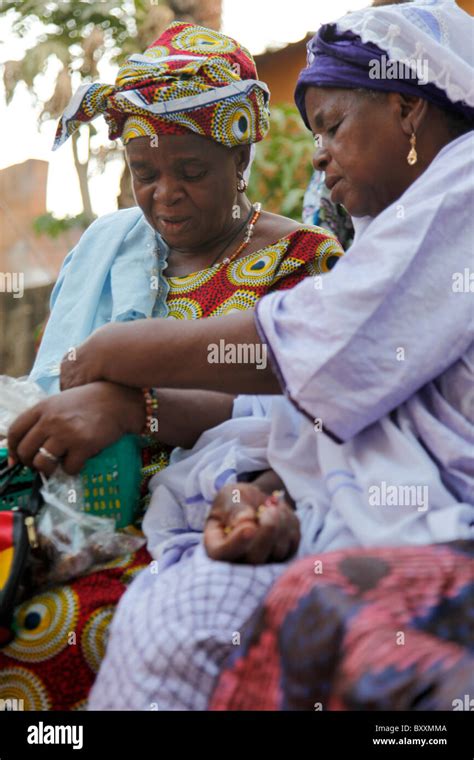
[59,327,112,390]
[7,381,145,476]
[204,483,300,564]
[60,321,152,390]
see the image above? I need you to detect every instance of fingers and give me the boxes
[61,447,93,476]
[205,482,301,565]
[60,344,89,390]
[265,507,291,562]
[211,483,262,516]
[205,498,301,565]
[60,354,78,391]
[7,405,42,462]
[7,394,90,476]
[270,512,301,562]
[11,419,57,470]
[8,402,67,474]
[243,504,283,564]
[31,438,64,477]
[7,401,64,475]
[59,333,106,390]
[204,510,259,561]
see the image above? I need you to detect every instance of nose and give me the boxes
[312,144,330,173]
[152,176,184,206]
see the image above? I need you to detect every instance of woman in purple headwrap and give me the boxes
[294,26,472,217]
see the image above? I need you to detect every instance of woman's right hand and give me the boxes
[7,381,145,476]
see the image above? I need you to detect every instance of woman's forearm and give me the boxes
[95,311,281,394]
[151,389,236,449]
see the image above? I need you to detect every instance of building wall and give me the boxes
[0,159,80,375]
[0,282,53,377]
[254,36,311,106]
[0,159,80,287]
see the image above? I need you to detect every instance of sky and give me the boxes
[0,0,369,218]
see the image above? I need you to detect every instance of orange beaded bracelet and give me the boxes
[141,388,159,438]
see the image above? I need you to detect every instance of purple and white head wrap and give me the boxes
[295,0,474,128]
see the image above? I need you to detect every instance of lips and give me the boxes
[156,216,190,234]
[325,174,345,203]
[159,216,189,224]
[325,175,342,192]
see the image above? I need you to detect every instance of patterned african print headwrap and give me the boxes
[53,22,270,150]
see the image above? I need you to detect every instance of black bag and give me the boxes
[0,459,43,647]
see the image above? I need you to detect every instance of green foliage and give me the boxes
[1,1,134,52]
[248,103,314,222]
[1,1,137,105]
[32,211,91,238]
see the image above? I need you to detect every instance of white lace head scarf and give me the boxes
[295,0,474,125]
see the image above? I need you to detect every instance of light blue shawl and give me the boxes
[30,207,170,395]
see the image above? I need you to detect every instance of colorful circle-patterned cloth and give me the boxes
[0,548,150,711]
[164,227,343,320]
[53,22,270,150]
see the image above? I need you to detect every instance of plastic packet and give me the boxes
[0,375,145,591]
[0,375,46,439]
[30,469,144,588]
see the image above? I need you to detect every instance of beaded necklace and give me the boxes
[162,203,263,276]
[210,202,262,268]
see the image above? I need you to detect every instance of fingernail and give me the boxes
[264,491,281,506]
[260,504,278,523]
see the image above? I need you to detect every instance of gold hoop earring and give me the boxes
[407,132,418,165]
[237,176,247,193]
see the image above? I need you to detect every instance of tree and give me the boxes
[2,1,222,227]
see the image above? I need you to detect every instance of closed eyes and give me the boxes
[133,169,207,183]
[135,174,155,183]
[327,121,342,137]
[182,170,207,181]
[313,120,343,147]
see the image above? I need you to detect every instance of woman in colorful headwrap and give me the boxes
[28,22,342,495]
[7,0,474,710]
[0,23,343,710]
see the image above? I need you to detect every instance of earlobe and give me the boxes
[236,175,248,193]
[399,95,428,137]
[235,144,251,175]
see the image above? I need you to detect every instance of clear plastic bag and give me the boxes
[0,375,46,439]
[32,469,144,587]
[0,375,145,591]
